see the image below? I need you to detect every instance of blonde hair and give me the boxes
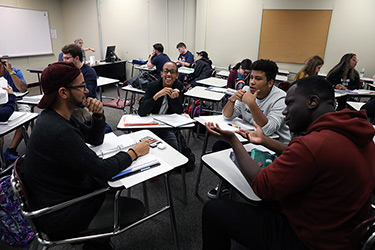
[295,56,324,80]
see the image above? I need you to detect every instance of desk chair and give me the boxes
[103,81,130,110]
[10,157,167,249]
[350,214,375,249]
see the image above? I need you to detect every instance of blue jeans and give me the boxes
[153,130,179,150]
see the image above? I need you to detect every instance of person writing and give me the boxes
[23,62,149,249]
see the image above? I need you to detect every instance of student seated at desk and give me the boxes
[227,58,252,90]
[0,59,30,162]
[0,85,16,122]
[187,51,212,89]
[147,43,171,78]
[327,53,360,110]
[23,62,149,249]
[138,62,183,150]
[203,76,375,249]
[207,59,291,199]
[175,42,194,68]
[294,55,324,81]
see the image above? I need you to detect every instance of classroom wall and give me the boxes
[0,0,64,84]
[2,0,375,84]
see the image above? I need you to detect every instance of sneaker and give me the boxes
[4,149,19,162]
[207,184,230,199]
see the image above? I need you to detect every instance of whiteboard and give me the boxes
[0,6,53,58]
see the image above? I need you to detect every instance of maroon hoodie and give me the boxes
[252,109,375,249]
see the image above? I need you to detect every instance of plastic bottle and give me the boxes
[360,68,365,78]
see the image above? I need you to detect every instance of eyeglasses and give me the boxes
[66,83,86,90]
[63,56,73,61]
[162,69,178,74]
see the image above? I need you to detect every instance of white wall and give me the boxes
[2,0,375,84]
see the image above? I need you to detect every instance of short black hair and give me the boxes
[61,44,83,62]
[153,43,164,53]
[251,59,278,82]
[292,76,334,104]
[176,42,186,49]
[162,61,178,71]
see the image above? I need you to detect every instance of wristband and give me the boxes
[128,148,138,160]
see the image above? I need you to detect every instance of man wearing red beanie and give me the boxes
[22,62,149,249]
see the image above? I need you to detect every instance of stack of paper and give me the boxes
[88,133,136,158]
[153,114,195,127]
[122,115,158,126]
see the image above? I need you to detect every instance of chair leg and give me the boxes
[142,182,150,215]
[164,173,179,248]
[181,166,187,205]
[194,130,210,195]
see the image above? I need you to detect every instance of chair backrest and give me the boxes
[350,216,375,249]
[277,81,291,92]
[209,68,216,77]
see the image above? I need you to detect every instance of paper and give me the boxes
[21,95,43,103]
[88,133,136,158]
[153,114,195,127]
[201,115,255,132]
[0,77,7,88]
[123,115,155,125]
[0,88,8,105]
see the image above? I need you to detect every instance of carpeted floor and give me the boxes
[0,84,250,250]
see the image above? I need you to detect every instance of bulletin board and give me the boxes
[258,9,332,64]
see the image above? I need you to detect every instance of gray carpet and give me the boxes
[0,84,250,250]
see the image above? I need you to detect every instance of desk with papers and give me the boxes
[196,77,227,88]
[202,143,275,201]
[89,130,187,246]
[0,112,39,173]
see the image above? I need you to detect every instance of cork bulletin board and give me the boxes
[258,9,332,63]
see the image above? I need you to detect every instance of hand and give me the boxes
[241,89,259,107]
[133,140,150,157]
[169,89,180,99]
[90,48,96,52]
[154,87,173,100]
[2,85,14,95]
[3,60,11,72]
[85,97,103,114]
[205,122,236,143]
[335,84,347,90]
[229,89,246,103]
[236,122,264,145]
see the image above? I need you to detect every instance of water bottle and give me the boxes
[360,68,365,78]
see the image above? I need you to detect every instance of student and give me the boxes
[203,76,375,249]
[207,59,291,199]
[23,62,149,249]
[147,43,171,77]
[326,53,360,90]
[176,42,194,67]
[188,51,212,88]
[0,85,16,122]
[227,59,252,90]
[0,59,29,162]
[74,38,96,62]
[61,44,98,99]
[327,53,360,110]
[138,62,183,150]
[294,55,324,80]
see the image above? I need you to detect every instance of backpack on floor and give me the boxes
[0,175,34,246]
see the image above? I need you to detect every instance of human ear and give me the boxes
[58,87,68,99]
[308,95,320,109]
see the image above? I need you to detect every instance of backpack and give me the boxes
[186,100,207,118]
[177,132,195,172]
[0,175,34,246]
[129,71,157,91]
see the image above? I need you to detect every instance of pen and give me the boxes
[111,162,161,181]
[228,123,241,129]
